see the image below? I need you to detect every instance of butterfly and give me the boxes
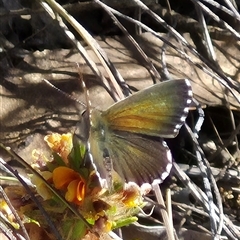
[82,79,192,186]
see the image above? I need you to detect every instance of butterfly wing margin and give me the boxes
[102,79,192,138]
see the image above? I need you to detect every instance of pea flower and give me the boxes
[52,166,86,205]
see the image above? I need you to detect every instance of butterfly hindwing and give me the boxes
[105,131,172,185]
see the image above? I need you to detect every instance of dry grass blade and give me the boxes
[193,0,240,40]
[174,162,240,239]
[0,184,30,240]
[41,0,125,101]
[95,0,161,85]
[152,184,176,240]
[97,2,240,104]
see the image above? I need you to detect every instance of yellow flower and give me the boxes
[44,133,73,163]
[52,166,86,205]
[121,183,143,208]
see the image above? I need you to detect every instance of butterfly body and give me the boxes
[88,79,192,185]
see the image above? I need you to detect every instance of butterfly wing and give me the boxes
[89,128,172,185]
[89,79,192,184]
[89,110,172,184]
[107,131,172,185]
[102,79,192,138]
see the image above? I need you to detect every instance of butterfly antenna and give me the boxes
[76,65,91,115]
[43,79,86,107]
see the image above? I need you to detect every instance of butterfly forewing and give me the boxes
[101,79,192,138]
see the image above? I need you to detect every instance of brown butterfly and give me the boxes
[82,79,192,186]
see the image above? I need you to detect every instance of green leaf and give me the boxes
[113,216,138,229]
[61,219,87,240]
[68,135,86,171]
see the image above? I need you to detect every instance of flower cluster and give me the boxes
[29,133,145,239]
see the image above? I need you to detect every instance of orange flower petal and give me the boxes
[52,167,79,190]
[65,179,79,202]
[65,179,85,204]
[76,180,85,202]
